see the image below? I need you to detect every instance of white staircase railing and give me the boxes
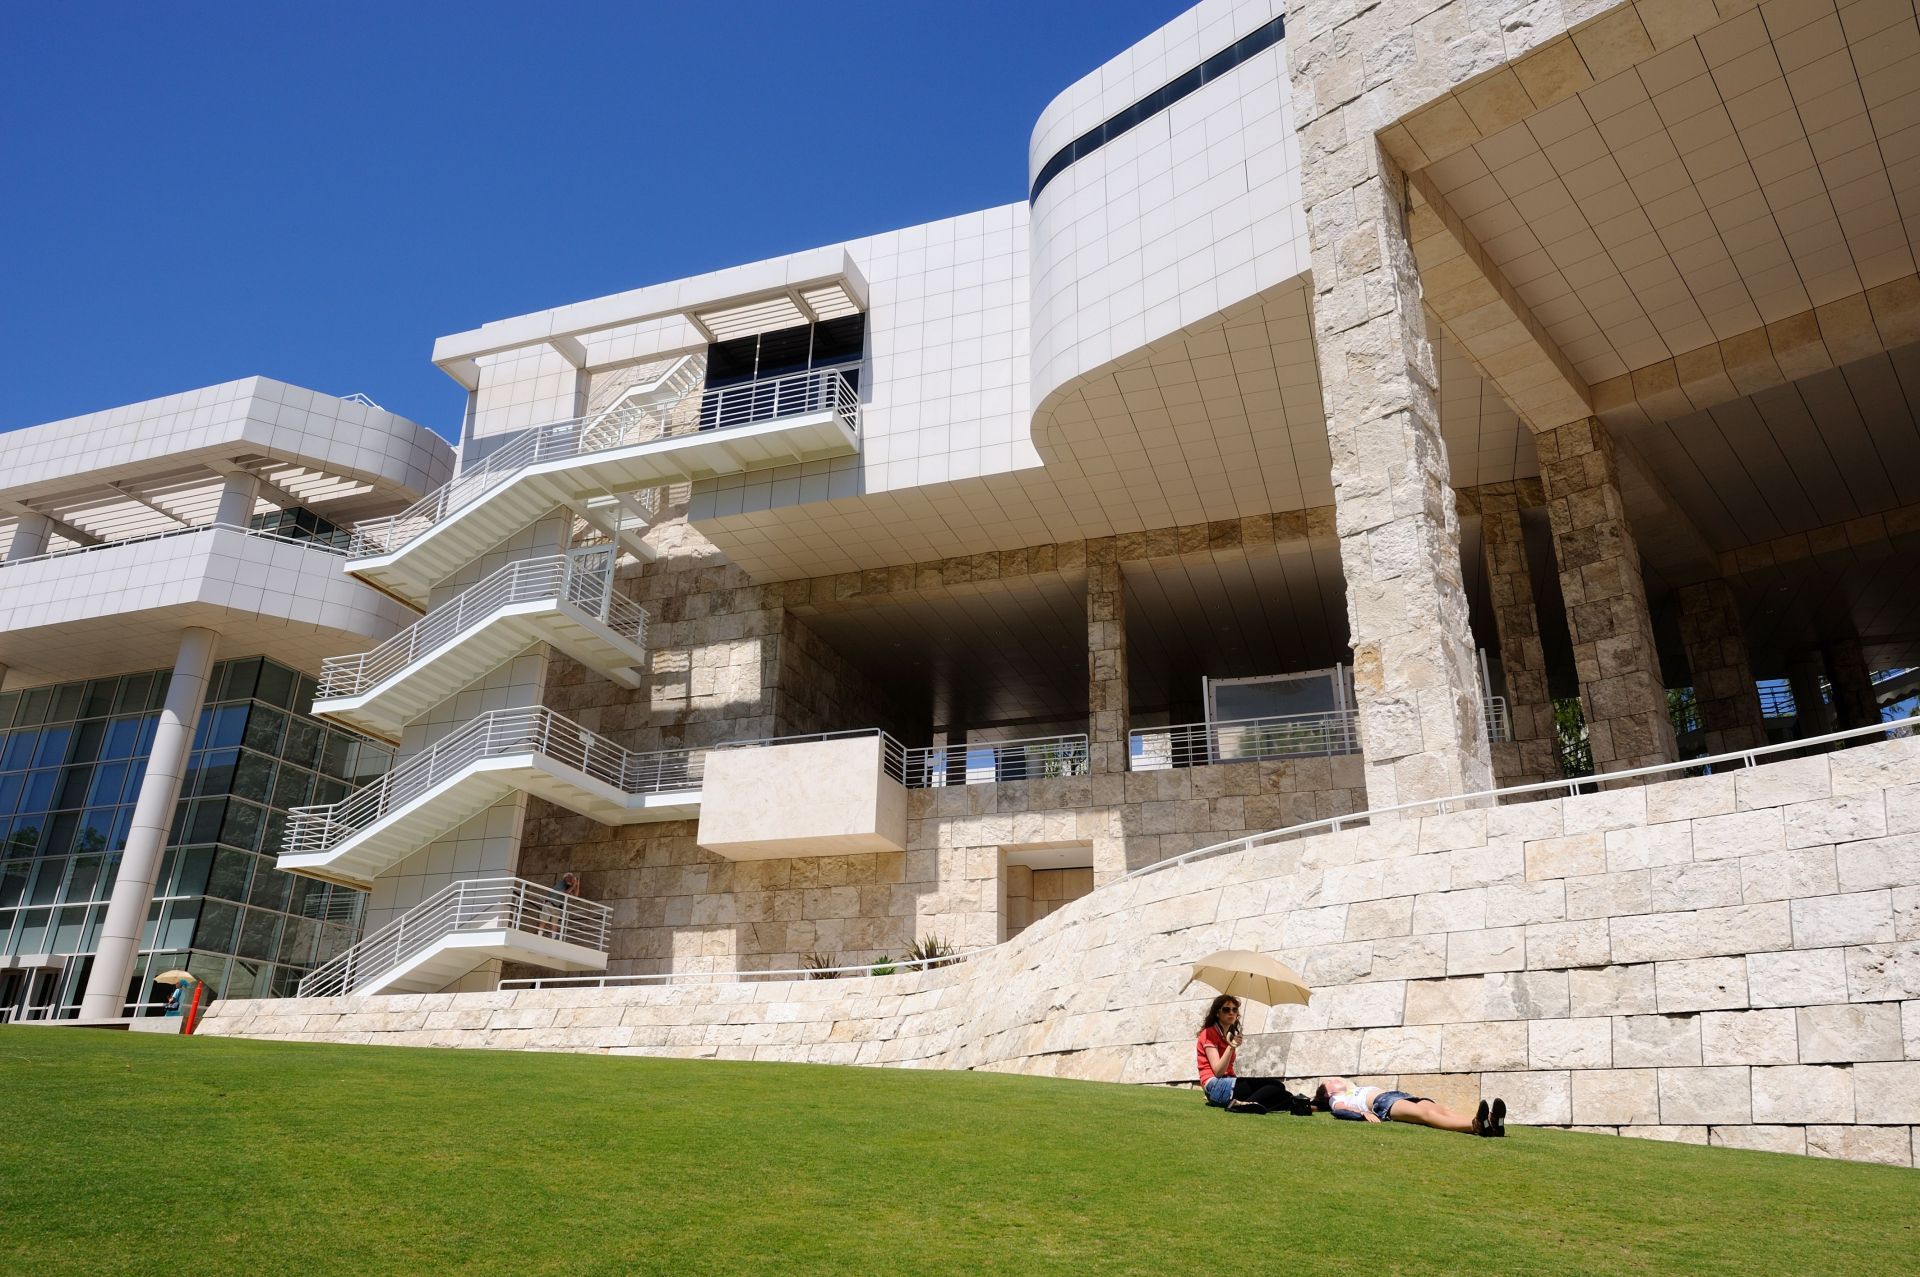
[283,706,706,858]
[1128,697,1509,771]
[296,876,610,997]
[316,552,647,700]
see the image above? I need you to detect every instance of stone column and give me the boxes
[9,512,53,560]
[1535,418,1676,773]
[1676,580,1767,755]
[214,471,260,526]
[1085,538,1129,774]
[1301,140,1491,807]
[1787,652,1836,738]
[1479,491,1558,785]
[79,627,220,1019]
[1823,638,1878,730]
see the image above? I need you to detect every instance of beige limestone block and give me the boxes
[1284,904,1352,947]
[1846,940,1920,1001]
[1735,755,1833,809]
[1700,1009,1799,1066]
[1529,1018,1612,1069]
[1753,1064,1856,1123]
[1381,852,1454,899]
[1411,887,1487,934]
[1442,1021,1530,1072]
[1691,809,1786,861]
[1404,976,1487,1026]
[1614,1014,1703,1068]
[1649,862,1744,912]
[1618,1126,1709,1145]
[1853,1062,1920,1123]
[1345,896,1415,941]
[1572,965,1657,1017]
[1907,1001,1920,1059]
[1485,880,1568,927]
[1572,1069,1661,1125]
[1488,801,1563,842]
[1604,822,1695,872]
[1645,773,1736,823]
[1525,834,1606,880]
[1485,1070,1572,1124]
[1796,1003,1904,1063]
[1484,970,1571,1021]
[1565,869,1652,920]
[1563,790,1649,836]
[1834,833,1920,893]
[1886,785,1920,835]
[1359,1025,1444,1073]
[1322,981,1408,1029]
[1656,957,1749,1012]
[1749,947,1850,1007]
[1805,1124,1914,1167]
[1785,796,1888,850]
[1284,1029,1364,1076]
[1399,1073,1483,1114]
[1658,1066,1753,1125]
[1447,927,1528,975]
[1827,740,1920,797]
[1792,891,1896,949]
[1366,934,1450,980]
[1711,1125,1807,1156]
[1449,842,1527,889]
[1740,846,1840,904]
[1614,902,1793,964]
[1526,920,1612,969]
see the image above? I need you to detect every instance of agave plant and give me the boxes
[802,951,842,980]
[903,934,958,969]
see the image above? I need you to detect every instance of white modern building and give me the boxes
[0,379,453,1019]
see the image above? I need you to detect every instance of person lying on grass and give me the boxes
[1196,994,1310,1115]
[1312,1077,1506,1137]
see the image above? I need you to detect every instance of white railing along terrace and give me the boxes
[315,552,647,700]
[701,728,1091,787]
[297,876,610,998]
[1128,698,1508,771]
[0,521,351,573]
[499,714,1920,992]
[346,365,859,560]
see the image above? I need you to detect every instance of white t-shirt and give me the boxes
[1328,1085,1383,1120]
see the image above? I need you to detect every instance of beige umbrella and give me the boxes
[151,970,197,985]
[1182,949,1311,1007]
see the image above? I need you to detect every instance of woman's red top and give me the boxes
[1196,1025,1234,1083]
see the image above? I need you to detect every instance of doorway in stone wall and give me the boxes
[999,843,1094,942]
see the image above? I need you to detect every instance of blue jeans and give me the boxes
[1203,1077,1236,1107]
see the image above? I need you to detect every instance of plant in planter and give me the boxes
[803,951,842,979]
[904,934,958,969]
[870,956,897,976]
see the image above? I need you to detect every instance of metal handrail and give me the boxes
[297,876,610,997]
[1127,698,1509,770]
[900,733,1091,785]
[0,521,351,572]
[502,944,997,990]
[346,364,858,560]
[316,552,647,700]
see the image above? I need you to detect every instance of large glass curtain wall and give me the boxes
[0,657,393,1017]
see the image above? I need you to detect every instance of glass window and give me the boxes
[204,849,252,902]
[1,730,35,770]
[219,801,263,853]
[42,812,78,858]
[246,861,291,912]
[100,717,142,760]
[226,956,272,999]
[113,674,155,716]
[32,726,72,768]
[271,766,314,810]
[232,752,276,804]
[49,683,84,724]
[0,862,27,908]
[18,688,53,726]
[185,799,225,845]
[0,773,23,816]
[0,690,19,727]
[184,951,229,999]
[168,847,213,897]
[277,915,318,967]
[73,809,114,855]
[193,747,240,797]
[281,718,321,769]
[319,731,351,780]
[140,899,162,950]
[312,777,349,808]
[203,707,248,751]
[256,661,295,709]
[52,905,87,953]
[237,908,281,961]
[158,899,198,950]
[6,813,46,856]
[243,706,286,756]
[62,855,103,903]
[55,765,94,809]
[70,719,105,764]
[220,658,263,705]
[87,761,131,807]
[81,679,118,719]
[21,770,56,813]
[26,858,63,905]
[15,907,51,954]
[193,899,240,954]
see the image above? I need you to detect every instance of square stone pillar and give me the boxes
[1677,579,1767,755]
[1479,491,1558,785]
[1787,652,1837,737]
[1086,538,1129,774]
[1823,638,1879,730]
[1304,142,1491,807]
[1536,418,1676,774]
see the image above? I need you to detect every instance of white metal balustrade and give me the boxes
[312,551,650,738]
[1128,698,1509,771]
[701,728,1092,788]
[0,520,351,572]
[297,876,611,997]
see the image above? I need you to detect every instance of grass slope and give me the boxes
[2,1028,1915,1276]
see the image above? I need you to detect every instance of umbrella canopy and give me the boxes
[1183,949,1310,1007]
[152,970,197,986]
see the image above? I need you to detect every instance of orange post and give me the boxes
[183,981,204,1035]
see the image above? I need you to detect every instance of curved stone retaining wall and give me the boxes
[201,738,1920,1167]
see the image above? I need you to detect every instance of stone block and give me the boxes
[1846,940,1920,1001]
[1283,904,1351,947]
[1614,1014,1702,1067]
[1650,862,1743,912]
[1487,801,1562,842]
[1483,1070,1572,1125]
[1785,796,1888,850]
[1398,1072,1482,1114]
[1322,981,1408,1029]
[1645,773,1735,823]
[1700,1009,1799,1066]
[1486,880,1568,927]
[1604,822,1694,872]
[1749,947,1849,1007]
[1691,809,1785,861]
[1565,869,1651,920]
[1449,842,1526,889]
[1525,834,1606,880]
[1441,1021,1529,1071]
[1411,887,1486,935]
[1571,1069,1660,1125]
[1711,1125,1807,1156]
[1805,1125,1914,1167]
[1792,891,1896,948]
[1570,965,1658,1017]
[1358,1025,1443,1073]
[1834,834,1920,893]
[1525,919,1611,969]
[1529,1018,1611,1069]
[1404,976,1484,1025]
[1797,1003,1904,1063]
[1618,1126,1709,1145]
[1896,888,1920,942]
[1886,783,1920,834]
[1366,934,1450,980]
[1448,926,1527,975]
[1345,896,1414,941]
[1828,740,1920,797]
[1483,970,1570,1021]
[1752,1064,1855,1123]
[1562,788,1647,835]
[1853,1062,1920,1123]
[1740,846,1839,904]
[1283,1029,1363,1076]
[1658,1066,1752,1124]
[1610,903,1792,964]
[1656,958,1749,1012]
[1736,755,1833,809]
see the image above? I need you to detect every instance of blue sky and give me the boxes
[0,1,1184,440]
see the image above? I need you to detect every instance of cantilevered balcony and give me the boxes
[346,364,861,606]
[313,550,648,740]
[296,877,609,997]
[279,707,703,889]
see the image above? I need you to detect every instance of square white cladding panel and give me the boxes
[696,735,908,860]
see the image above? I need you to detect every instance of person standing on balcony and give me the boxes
[537,873,582,938]
[1196,995,1309,1115]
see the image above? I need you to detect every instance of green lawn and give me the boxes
[1,1029,1915,1275]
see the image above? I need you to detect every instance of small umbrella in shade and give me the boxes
[151,970,197,986]
[1181,949,1311,1007]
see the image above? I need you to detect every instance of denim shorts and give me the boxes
[1373,1089,1427,1121]
[1203,1076,1237,1107]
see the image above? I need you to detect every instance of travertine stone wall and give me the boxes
[1478,487,1559,786]
[1007,867,1096,938]
[1536,418,1676,773]
[207,736,1920,1168]
[1086,540,1129,774]
[1677,580,1767,756]
[1826,639,1879,732]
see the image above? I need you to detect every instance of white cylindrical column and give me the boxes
[79,627,220,1019]
[9,511,54,560]
[214,472,260,526]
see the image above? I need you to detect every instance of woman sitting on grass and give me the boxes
[1196,994,1308,1115]
[1313,1076,1506,1137]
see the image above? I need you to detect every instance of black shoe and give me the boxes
[1289,1094,1314,1116]
[1474,1099,1491,1137]
[1227,1100,1267,1115]
[1490,1097,1507,1137]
